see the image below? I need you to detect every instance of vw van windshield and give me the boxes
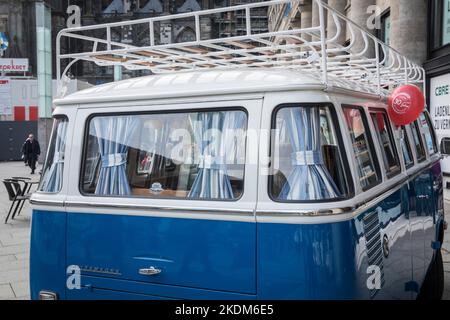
[81,109,247,200]
[39,116,69,193]
[269,104,350,202]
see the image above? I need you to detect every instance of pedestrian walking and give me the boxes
[21,137,30,166]
[23,133,41,174]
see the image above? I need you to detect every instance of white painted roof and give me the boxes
[55,69,331,106]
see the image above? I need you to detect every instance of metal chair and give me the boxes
[2,179,30,224]
[11,177,36,216]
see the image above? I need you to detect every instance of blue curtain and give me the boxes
[278,107,341,201]
[188,111,246,199]
[40,119,68,192]
[93,116,139,196]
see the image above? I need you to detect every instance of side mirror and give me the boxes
[440,138,450,156]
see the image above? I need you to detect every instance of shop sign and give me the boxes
[0,58,29,72]
[431,73,450,172]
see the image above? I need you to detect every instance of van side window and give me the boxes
[81,109,247,200]
[410,121,426,162]
[269,105,350,202]
[343,106,380,191]
[39,116,69,193]
[419,112,438,155]
[369,110,401,177]
[400,126,414,168]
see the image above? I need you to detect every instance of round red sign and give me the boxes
[388,85,424,126]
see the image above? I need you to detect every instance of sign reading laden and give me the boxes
[0,58,29,72]
[430,73,450,172]
[431,74,450,131]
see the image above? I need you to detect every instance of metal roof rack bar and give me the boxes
[56,0,425,98]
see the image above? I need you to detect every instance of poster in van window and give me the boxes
[443,0,450,46]
[430,73,450,172]
[0,77,12,115]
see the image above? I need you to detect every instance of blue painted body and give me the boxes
[30,166,444,300]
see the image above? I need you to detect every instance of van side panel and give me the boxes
[65,212,256,296]
[257,219,361,299]
[257,185,415,300]
[30,210,67,300]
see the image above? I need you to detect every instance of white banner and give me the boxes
[0,58,29,72]
[430,73,450,173]
[0,77,12,115]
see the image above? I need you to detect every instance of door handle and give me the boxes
[417,195,429,199]
[139,267,161,276]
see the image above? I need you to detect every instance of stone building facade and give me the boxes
[269,0,450,109]
[48,0,268,84]
[0,0,37,75]
[270,0,428,65]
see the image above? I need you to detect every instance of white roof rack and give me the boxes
[56,0,425,98]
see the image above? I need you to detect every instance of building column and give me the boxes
[300,0,312,42]
[350,0,376,56]
[390,0,427,65]
[35,1,53,164]
[327,0,346,46]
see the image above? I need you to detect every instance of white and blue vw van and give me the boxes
[29,0,446,300]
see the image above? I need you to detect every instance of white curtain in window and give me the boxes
[278,107,341,201]
[93,116,139,196]
[188,111,246,199]
[40,119,68,192]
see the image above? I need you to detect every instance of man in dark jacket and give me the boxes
[23,134,40,174]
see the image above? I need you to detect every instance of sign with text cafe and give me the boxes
[0,58,29,72]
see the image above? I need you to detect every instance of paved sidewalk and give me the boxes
[0,161,36,300]
[0,161,449,300]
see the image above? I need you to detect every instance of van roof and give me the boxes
[54,69,383,106]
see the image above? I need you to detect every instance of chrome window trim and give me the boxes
[64,201,255,216]
[79,107,249,202]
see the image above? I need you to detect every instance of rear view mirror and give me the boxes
[440,138,450,156]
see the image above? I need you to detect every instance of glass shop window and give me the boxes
[343,106,380,191]
[369,110,401,177]
[81,109,247,200]
[269,105,350,202]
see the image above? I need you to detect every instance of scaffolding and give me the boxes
[56,0,425,97]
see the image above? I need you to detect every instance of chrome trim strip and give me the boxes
[64,201,255,216]
[30,199,65,207]
[31,158,441,219]
[257,158,442,218]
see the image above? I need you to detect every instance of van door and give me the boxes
[419,112,440,271]
[64,99,261,298]
[407,122,428,295]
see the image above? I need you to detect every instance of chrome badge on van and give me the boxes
[80,265,122,276]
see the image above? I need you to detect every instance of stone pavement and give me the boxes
[0,161,35,300]
[0,161,449,300]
